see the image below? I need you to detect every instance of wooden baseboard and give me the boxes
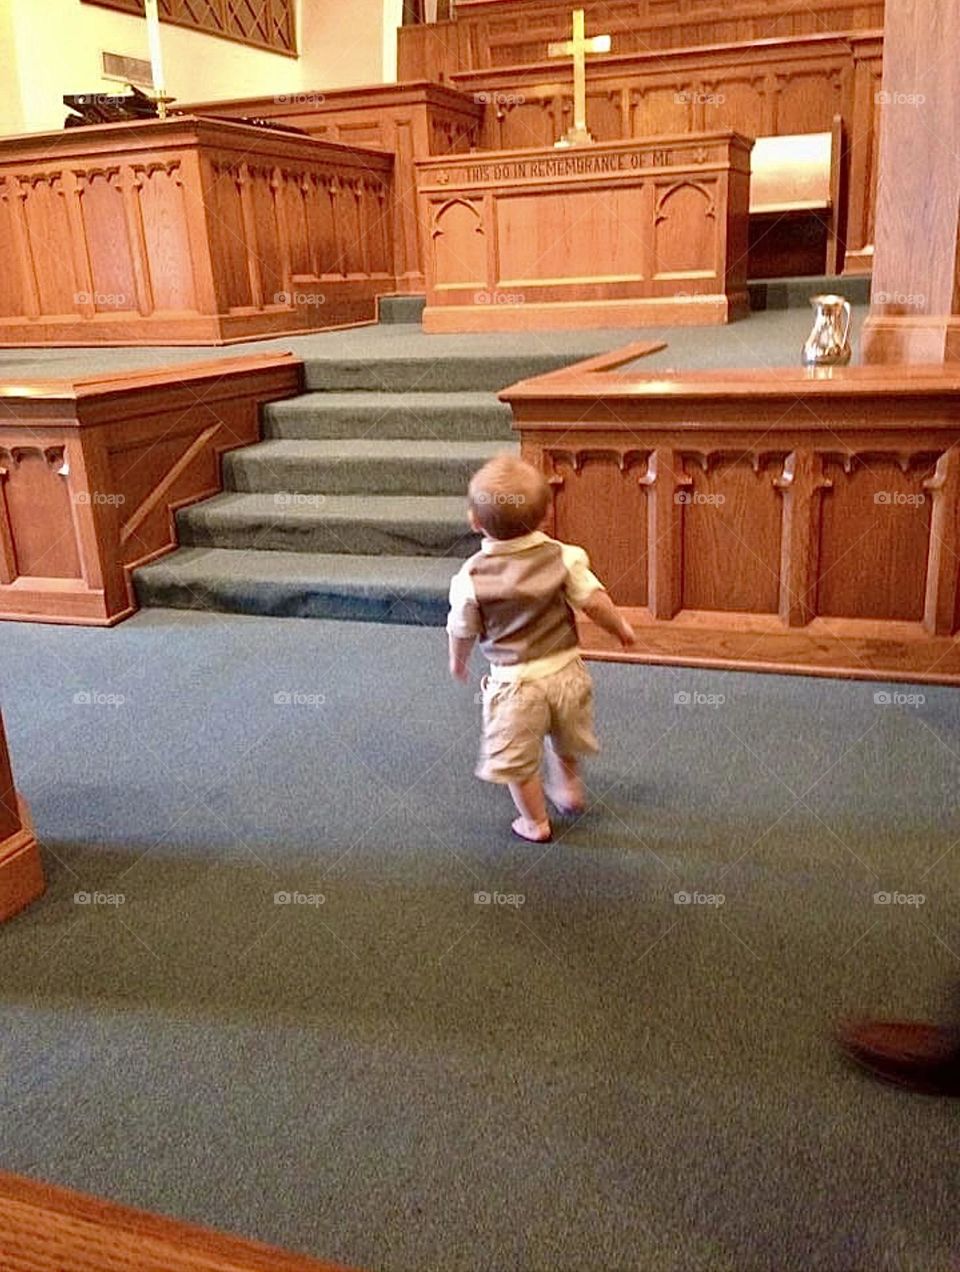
[0,797,44,922]
[0,1169,360,1272]
[580,609,960,684]
[422,293,748,332]
[861,315,960,365]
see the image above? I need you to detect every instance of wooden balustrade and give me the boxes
[0,117,396,345]
[0,355,302,625]
[502,347,960,683]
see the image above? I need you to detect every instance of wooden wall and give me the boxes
[0,355,301,625]
[398,0,884,81]
[503,348,960,683]
[0,117,396,345]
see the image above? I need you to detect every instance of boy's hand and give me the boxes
[618,619,637,649]
[448,634,476,682]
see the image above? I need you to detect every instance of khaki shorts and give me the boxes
[476,657,600,784]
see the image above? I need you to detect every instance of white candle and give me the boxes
[144,0,167,117]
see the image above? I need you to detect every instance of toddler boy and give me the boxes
[447,453,636,842]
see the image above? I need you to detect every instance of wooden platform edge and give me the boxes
[0,1169,363,1272]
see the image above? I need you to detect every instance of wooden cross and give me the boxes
[547,9,612,147]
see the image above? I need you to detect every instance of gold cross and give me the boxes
[547,9,612,147]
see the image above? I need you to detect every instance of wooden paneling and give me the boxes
[502,352,960,684]
[0,117,395,346]
[398,0,883,81]
[0,715,44,924]
[0,1169,359,1271]
[0,355,301,625]
[182,84,484,294]
[82,0,298,56]
[415,133,751,331]
[451,32,881,276]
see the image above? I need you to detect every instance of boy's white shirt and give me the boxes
[447,531,604,682]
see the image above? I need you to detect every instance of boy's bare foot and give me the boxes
[511,816,552,843]
[544,748,586,816]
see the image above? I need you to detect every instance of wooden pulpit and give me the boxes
[0,711,44,921]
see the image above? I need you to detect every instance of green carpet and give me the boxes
[0,607,956,1271]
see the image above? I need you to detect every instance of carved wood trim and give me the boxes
[923,445,960,636]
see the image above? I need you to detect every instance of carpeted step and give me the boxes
[176,492,477,558]
[224,438,515,495]
[377,295,427,325]
[133,547,458,624]
[263,391,515,441]
[300,351,588,392]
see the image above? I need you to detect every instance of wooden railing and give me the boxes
[502,348,960,684]
[0,1170,360,1271]
[0,356,301,625]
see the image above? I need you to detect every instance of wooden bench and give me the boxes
[748,115,845,277]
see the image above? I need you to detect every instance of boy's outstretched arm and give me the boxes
[449,634,476,681]
[581,589,637,649]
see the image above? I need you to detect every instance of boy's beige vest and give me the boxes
[467,540,579,666]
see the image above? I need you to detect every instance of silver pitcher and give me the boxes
[802,294,852,367]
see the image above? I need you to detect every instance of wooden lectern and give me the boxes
[0,711,44,922]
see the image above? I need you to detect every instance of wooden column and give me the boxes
[0,710,44,923]
[861,0,960,364]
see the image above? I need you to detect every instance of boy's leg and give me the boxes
[476,678,551,840]
[545,660,599,815]
[508,775,551,842]
[544,742,585,815]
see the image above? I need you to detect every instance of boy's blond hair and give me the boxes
[468,453,550,540]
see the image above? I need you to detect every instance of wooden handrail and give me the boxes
[0,1170,363,1272]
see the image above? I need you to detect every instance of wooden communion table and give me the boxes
[415,131,751,331]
